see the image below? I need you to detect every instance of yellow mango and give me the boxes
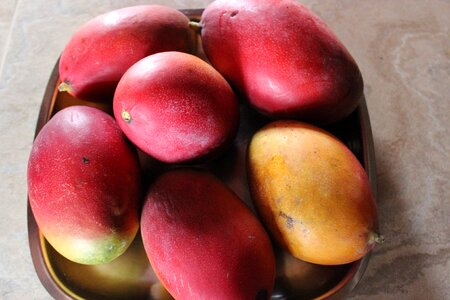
[247,120,382,265]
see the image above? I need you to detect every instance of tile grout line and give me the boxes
[0,0,21,84]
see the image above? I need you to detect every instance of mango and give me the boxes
[27,106,140,264]
[200,0,363,124]
[140,169,275,299]
[247,120,381,265]
[113,52,239,164]
[59,5,195,102]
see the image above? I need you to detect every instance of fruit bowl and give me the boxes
[28,9,376,300]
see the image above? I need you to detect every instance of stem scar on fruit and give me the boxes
[58,81,73,93]
[121,110,131,123]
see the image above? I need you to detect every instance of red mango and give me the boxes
[113,52,239,164]
[201,0,363,124]
[27,106,140,264]
[141,169,275,300]
[59,5,195,102]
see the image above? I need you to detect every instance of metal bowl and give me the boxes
[28,9,376,300]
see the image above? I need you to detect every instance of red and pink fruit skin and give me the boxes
[141,169,275,300]
[113,51,240,164]
[200,0,363,125]
[27,106,140,265]
[59,5,195,103]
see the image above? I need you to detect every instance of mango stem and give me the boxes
[58,81,73,93]
[189,21,202,33]
[121,110,132,123]
[371,232,385,244]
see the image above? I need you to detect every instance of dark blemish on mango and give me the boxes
[279,211,295,229]
[255,289,268,300]
[82,157,89,164]
[230,10,239,17]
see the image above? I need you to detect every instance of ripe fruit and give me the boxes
[113,52,239,164]
[200,0,363,124]
[141,169,275,299]
[59,5,195,102]
[28,106,140,264]
[247,120,381,265]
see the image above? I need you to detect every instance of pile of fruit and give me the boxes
[27,1,382,299]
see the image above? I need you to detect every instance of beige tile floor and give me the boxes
[0,1,16,62]
[0,0,448,299]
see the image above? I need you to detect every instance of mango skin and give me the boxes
[27,106,140,265]
[113,52,239,164]
[201,0,363,124]
[59,5,195,102]
[141,169,275,300]
[247,120,379,265]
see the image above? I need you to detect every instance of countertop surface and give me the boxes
[0,0,448,299]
